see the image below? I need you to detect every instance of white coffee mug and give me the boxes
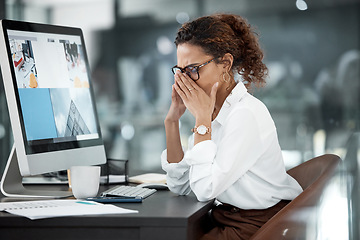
[70,166,101,199]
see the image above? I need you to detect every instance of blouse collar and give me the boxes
[214,82,248,125]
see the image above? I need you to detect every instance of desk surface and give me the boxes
[0,184,214,240]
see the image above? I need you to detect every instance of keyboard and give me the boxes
[101,185,156,199]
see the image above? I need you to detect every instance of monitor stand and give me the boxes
[0,145,72,198]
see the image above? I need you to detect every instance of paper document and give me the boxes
[129,173,166,184]
[0,199,138,220]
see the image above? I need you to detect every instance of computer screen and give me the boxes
[0,19,106,198]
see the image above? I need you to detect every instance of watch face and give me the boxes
[197,125,207,135]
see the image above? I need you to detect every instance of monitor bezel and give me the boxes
[0,19,104,155]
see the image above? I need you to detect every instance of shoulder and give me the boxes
[232,93,271,118]
[226,93,275,131]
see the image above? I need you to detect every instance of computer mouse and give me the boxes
[138,183,169,190]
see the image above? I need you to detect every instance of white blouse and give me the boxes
[161,82,303,209]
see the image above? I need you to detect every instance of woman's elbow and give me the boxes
[195,194,214,202]
[168,184,191,195]
[167,178,191,195]
[168,186,191,195]
[191,184,216,202]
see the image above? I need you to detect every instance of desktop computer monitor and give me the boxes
[0,19,107,198]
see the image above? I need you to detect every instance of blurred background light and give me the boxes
[176,12,190,24]
[156,36,174,55]
[296,0,308,11]
[121,123,135,140]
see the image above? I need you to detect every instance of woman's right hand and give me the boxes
[165,84,186,123]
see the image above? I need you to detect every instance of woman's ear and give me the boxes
[221,53,234,72]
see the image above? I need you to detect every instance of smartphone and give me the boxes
[85,196,142,203]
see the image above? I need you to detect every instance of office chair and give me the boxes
[250,154,341,239]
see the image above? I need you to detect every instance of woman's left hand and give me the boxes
[173,72,218,121]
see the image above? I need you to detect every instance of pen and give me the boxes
[85,197,143,203]
[76,201,97,205]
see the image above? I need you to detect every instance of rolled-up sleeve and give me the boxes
[161,149,191,195]
[185,140,217,165]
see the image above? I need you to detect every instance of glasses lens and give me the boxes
[185,67,199,80]
[171,67,181,75]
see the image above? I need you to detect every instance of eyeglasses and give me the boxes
[171,58,217,81]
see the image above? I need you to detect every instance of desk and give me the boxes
[0,185,214,240]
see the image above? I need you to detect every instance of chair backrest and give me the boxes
[250,154,341,239]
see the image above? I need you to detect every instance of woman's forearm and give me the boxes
[164,119,184,163]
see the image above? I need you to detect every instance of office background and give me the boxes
[0,0,359,239]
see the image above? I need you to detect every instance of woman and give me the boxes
[161,14,303,239]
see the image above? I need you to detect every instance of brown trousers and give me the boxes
[201,200,290,240]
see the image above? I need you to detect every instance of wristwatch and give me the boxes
[191,125,211,135]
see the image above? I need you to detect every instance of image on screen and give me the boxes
[7,30,99,145]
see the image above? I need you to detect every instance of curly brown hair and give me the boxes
[175,14,268,89]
